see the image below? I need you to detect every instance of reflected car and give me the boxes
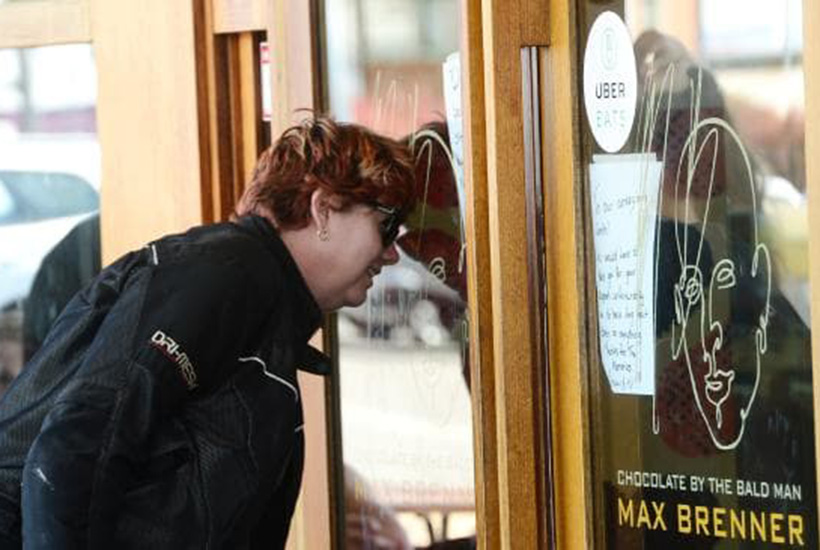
[0,170,99,310]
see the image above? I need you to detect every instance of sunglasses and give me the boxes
[371,203,400,248]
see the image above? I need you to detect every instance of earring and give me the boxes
[317,227,330,242]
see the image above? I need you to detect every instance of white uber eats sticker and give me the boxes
[583,11,637,153]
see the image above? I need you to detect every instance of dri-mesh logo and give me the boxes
[150,330,198,389]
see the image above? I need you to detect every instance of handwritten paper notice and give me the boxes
[590,154,662,395]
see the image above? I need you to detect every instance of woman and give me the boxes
[0,116,416,549]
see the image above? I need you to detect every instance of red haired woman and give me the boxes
[0,116,416,549]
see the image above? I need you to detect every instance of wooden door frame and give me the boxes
[466,1,588,548]
[0,0,90,49]
[805,0,820,540]
[460,1,499,548]
[538,1,593,547]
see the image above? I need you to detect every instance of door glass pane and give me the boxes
[0,44,100,395]
[323,1,475,548]
[582,1,815,547]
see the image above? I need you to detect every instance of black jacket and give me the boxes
[0,215,329,549]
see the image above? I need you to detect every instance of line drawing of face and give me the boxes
[407,127,468,285]
[635,54,772,451]
[703,258,737,428]
[668,117,772,451]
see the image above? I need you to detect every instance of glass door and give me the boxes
[322,1,476,548]
[579,1,816,547]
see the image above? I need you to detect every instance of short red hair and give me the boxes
[236,116,416,229]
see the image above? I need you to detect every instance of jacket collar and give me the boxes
[233,215,331,375]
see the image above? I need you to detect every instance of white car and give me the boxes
[0,170,99,310]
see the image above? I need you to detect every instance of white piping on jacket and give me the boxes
[238,356,299,402]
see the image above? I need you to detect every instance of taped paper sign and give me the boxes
[442,51,466,241]
[591,153,662,395]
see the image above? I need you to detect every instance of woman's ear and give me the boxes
[310,189,339,242]
[310,189,331,231]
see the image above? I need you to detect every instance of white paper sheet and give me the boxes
[590,154,662,395]
[442,52,466,242]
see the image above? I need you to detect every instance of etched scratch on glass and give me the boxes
[358,73,468,425]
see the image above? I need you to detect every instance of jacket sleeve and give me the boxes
[248,450,303,550]
[21,254,271,549]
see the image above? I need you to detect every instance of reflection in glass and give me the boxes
[324,0,475,547]
[586,1,815,548]
[0,44,100,394]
